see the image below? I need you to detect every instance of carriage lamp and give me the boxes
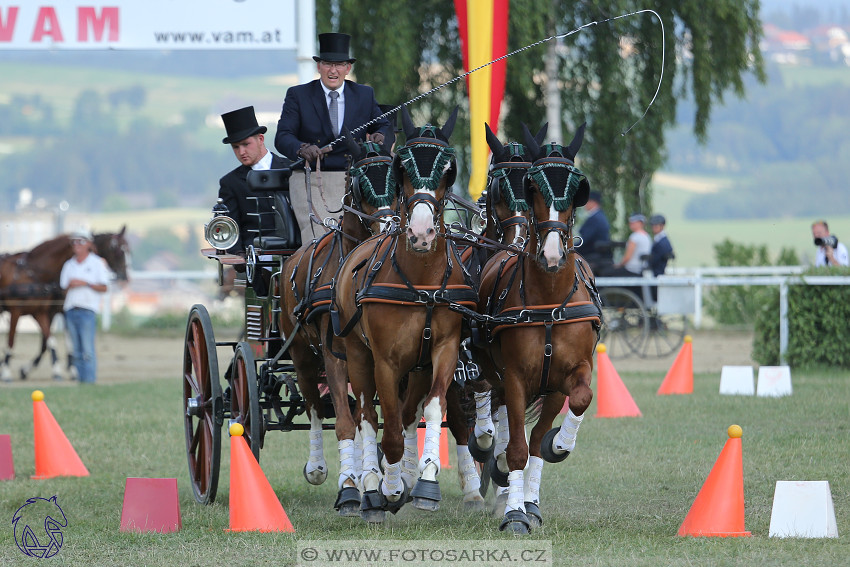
[205,198,240,252]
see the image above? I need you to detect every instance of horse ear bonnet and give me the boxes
[520,122,542,204]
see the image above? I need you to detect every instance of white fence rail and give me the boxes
[118,267,849,366]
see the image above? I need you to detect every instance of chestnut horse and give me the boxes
[332,107,479,522]
[0,228,129,382]
[475,123,601,534]
[280,137,399,516]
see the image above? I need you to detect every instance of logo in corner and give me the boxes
[12,496,67,558]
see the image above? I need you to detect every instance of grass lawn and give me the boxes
[1,366,847,566]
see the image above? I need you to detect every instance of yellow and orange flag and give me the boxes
[454,0,509,199]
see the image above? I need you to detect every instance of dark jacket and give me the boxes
[579,208,612,265]
[218,153,291,253]
[274,79,393,171]
[650,233,674,276]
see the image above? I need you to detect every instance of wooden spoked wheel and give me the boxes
[598,288,649,358]
[183,304,222,505]
[230,342,263,461]
[641,312,688,358]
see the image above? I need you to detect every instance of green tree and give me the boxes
[317,0,764,235]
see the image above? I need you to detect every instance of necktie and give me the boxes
[329,91,340,136]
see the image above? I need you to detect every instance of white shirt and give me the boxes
[320,82,345,129]
[624,231,652,274]
[60,253,111,313]
[815,241,849,267]
[252,149,273,171]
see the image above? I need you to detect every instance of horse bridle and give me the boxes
[346,149,398,236]
[396,135,457,226]
[526,154,587,256]
[488,143,532,246]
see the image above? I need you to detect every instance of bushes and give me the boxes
[753,266,850,368]
[704,239,798,326]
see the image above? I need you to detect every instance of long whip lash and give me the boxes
[334,8,664,148]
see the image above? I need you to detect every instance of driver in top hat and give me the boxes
[275,32,394,245]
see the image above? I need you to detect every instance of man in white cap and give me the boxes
[59,231,110,383]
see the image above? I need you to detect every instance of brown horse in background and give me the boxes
[476,123,601,534]
[332,106,479,522]
[0,227,130,381]
[280,137,399,516]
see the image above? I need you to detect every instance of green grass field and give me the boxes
[1,368,847,566]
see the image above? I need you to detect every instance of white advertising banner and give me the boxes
[0,0,297,50]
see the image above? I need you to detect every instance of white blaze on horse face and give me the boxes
[406,193,437,251]
[542,203,565,268]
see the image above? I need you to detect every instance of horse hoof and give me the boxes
[540,427,570,463]
[488,455,509,487]
[463,497,486,513]
[410,478,441,511]
[468,435,494,463]
[380,479,409,515]
[360,489,386,523]
[499,509,531,534]
[491,492,508,518]
[303,463,328,485]
[334,486,361,517]
[524,501,543,529]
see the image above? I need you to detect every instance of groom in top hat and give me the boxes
[219,105,293,258]
[275,32,394,244]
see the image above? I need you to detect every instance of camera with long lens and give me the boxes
[814,235,839,248]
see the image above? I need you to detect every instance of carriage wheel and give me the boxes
[598,288,649,358]
[230,342,264,461]
[183,304,223,505]
[640,312,688,358]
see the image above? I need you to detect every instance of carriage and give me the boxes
[181,110,604,534]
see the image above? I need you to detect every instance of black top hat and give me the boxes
[221,106,267,144]
[313,32,356,63]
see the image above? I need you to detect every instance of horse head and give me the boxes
[343,131,399,237]
[93,226,130,281]
[522,122,591,272]
[484,122,547,246]
[394,105,458,252]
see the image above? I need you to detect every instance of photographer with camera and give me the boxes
[812,220,849,267]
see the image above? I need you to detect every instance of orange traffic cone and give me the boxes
[678,425,751,537]
[31,391,89,479]
[417,418,451,469]
[658,335,693,395]
[594,344,642,418]
[227,423,294,532]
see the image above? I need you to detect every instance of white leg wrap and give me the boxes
[52,360,63,379]
[523,456,544,506]
[0,364,10,382]
[473,392,495,447]
[360,422,381,492]
[381,461,404,498]
[304,412,327,484]
[494,405,509,473]
[337,439,357,490]
[553,409,583,454]
[419,398,442,480]
[456,445,481,498]
[505,469,526,513]
[353,428,363,484]
[401,424,418,488]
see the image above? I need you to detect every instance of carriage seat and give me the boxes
[247,168,302,250]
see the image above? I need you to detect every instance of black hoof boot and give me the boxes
[334,486,361,517]
[360,490,386,524]
[410,478,441,511]
[499,509,531,534]
[540,427,570,463]
[489,454,509,488]
[524,501,543,529]
[380,479,409,515]
[468,434,494,463]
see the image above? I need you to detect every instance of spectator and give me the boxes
[811,220,849,267]
[578,190,612,273]
[275,32,394,244]
[649,214,674,276]
[59,231,110,383]
[607,213,652,276]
